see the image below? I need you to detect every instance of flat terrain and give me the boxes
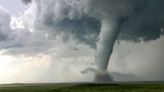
[0,83,164,92]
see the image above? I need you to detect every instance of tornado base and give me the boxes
[94,72,113,83]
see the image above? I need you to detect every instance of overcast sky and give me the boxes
[0,0,164,83]
[0,0,27,15]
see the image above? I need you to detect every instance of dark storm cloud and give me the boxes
[0,7,13,41]
[32,0,164,46]
[0,0,164,82]
[33,0,101,48]
[21,0,31,4]
[26,0,164,80]
[0,33,8,41]
[1,0,163,61]
[45,17,101,48]
[118,0,164,42]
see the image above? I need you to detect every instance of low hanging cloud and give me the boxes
[9,0,164,56]
[25,0,164,43]
[0,7,13,41]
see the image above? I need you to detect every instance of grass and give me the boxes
[0,83,164,92]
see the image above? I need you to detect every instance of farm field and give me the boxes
[0,83,164,92]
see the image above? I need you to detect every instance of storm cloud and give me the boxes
[21,0,31,4]
[0,7,13,41]
[0,0,164,83]
[23,0,164,81]
[26,0,164,43]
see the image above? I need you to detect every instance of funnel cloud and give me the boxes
[23,0,164,81]
[0,0,164,83]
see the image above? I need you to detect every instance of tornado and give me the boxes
[94,16,122,82]
[96,17,120,73]
[21,0,164,83]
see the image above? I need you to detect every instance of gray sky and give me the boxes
[0,0,164,83]
[0,0,27,15]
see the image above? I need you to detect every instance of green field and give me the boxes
[0,83,164,92]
